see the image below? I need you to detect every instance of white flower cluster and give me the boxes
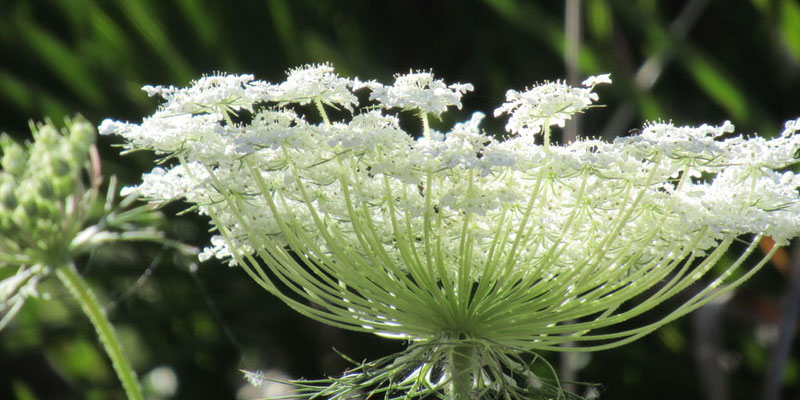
[271,63,359,111]
[101,64,800,350]
[357,70,474,116]
[141,74,269,119]
[494,75,610,137]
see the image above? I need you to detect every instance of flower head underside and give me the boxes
[101,65,800,354]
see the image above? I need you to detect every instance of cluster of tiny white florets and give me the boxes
[100,64,800,349]
[356,70,474,117]
[271,63,359,112]
[141,74,269,119]
[494,73,611,137]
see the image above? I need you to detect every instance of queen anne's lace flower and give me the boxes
[142,74,271,119]
[270,63,358,111]
[361,70,474,117]
[494,76,611,137]
[102,65,800,399]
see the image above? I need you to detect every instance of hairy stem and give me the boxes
[420,112,431,139]
[448,341,476,400]
[55,263,144,400]
[314,99,331,126]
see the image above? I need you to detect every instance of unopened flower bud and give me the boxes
[37,179,55,199]
[68,118,96,147]
[33,123,60,148]
[0,179,17,210]
[21,196,40,219]
[0,135,28,178]
[49,156,73,177]
[67,118,96,158]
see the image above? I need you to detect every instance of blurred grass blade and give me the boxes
[118,0,194,82]
[0,69,34,112]
[176,0,240,70]
[0,69,69,123]
[587,0,613,42]
[267,0,299,63]
[778,0,800,63]
[682,53,749,121]
[17,18,105,108]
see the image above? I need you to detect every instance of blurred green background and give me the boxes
[1,0,800,399]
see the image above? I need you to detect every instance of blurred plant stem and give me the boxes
[55,262,144,400]
[563,0,581,144]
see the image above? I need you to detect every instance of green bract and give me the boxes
[102,64,800,399]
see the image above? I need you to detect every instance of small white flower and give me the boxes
[270,63,358,111]
[199,236,234,263]
[783,117,800,137]
[326,111,410,152]
[131,74,272,122]
[365,70,473,116]
[581,73,612,87]
[494,78,603,137]
[234,109,309,153]
[98,119,125,136]
[141,85,165,97]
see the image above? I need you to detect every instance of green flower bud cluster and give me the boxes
[1,115,178,296]
[0,117,183,400]
[0,117,95,262]
[0,116,104,337]
[0,117,96,262]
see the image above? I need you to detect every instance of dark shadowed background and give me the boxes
[1,1,800,399]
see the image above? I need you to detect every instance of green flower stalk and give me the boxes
[0,117,174,400]
[102,64,800,398]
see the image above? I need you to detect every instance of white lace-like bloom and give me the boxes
[103,65,800,398]
[141,74,271,119]
[360,70,474,116]
[270,63,359,111]
[494,76,611,137]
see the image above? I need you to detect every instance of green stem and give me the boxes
[448,341,476,400]
[420,112,431,139]
[55,263,144,400]
[314,99,330,126]
[543,123,551,149]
